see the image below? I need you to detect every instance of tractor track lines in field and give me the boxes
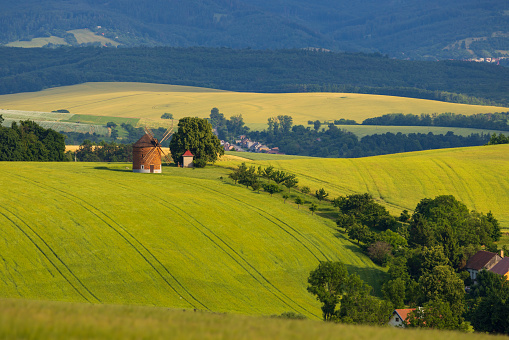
[430,158,477,208]
[101,177,318,317]
[0,207,97,303]
[64,93,147,110]
[5,172,207,310]
[153,194,319,318]
[192,182,329,262]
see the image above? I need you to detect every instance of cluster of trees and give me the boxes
[0,117,66,161]
[488,133,509,145]
[1,47,508,106]
[228,163,298,196]
[363,112,509,131]
[208,108,250,141]
[74,140,133,162]
[247,118,490,158]
[320,193,502,331]
[307,261,392,325]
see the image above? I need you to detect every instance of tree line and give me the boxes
[1,47,508,106]
[362,112,509,131]
[247,117,490,158]
[0,116,66,161]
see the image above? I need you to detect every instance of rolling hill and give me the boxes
[1,144,509,321]
[0,161,381,318]
[222,144,509,231]
[0,82,506,129]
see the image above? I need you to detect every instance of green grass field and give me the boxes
[333,124,507,138]
[223,144,509,231]
[0,82,506,128]
[1,298,504,340]
[0,161,382,319]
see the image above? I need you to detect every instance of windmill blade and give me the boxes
[142,146,157,161]
[160,128,174,143]
[143,126,155,139]
[159,147,173,165]
[159,121,174,143]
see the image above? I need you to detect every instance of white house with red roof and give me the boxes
[388,309,415,328]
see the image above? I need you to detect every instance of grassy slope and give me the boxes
[0,82,506,128]
[224,144,509,230]
[0,162,381,319]
[0,299,503,340]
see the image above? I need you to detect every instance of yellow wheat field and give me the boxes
[0,82,506,128]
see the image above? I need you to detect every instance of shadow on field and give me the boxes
[345,264,387,295]
[94,166,132,172]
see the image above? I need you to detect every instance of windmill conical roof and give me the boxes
[133,134,158,148]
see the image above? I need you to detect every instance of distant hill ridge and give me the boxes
[0,0,508,60]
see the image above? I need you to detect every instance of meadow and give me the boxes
[5,28,119,48]
[224,144,509,231]
[1,298,505,340]
[0,82,506,129]
[0,161,381,319]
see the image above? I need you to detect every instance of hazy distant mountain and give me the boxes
[1,0,508,59]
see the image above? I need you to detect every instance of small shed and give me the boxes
[182,150,194,168]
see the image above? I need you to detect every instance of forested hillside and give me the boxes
[1,47,508,106]
[1,0,508,60]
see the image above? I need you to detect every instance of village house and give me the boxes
[488,256,509,280]
[465,250,502,282]
[388,309,415,328]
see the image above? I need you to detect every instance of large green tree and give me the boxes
[169,117,224,166]
[307,261,348,321]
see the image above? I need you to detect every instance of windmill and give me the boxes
[132,122,174,173]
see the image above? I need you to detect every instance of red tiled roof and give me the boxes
[182,150,194,157]
[395,309,415,323]
[489,257,509,276]
[466,250,498,271]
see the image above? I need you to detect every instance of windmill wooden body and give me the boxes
[132,125,173,173]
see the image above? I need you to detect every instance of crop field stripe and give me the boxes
[153,195,319,318]
[0,207,94,303]
[117,181,318,317]
[431,158,480,210]
[190,181,330,262]
[4,171,205,310]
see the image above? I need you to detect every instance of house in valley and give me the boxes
[465,250,502,282]
[488,256,509,280]
[388,309,415,328]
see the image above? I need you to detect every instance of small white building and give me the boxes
[182,150,194,168]
[388,309,415,328]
